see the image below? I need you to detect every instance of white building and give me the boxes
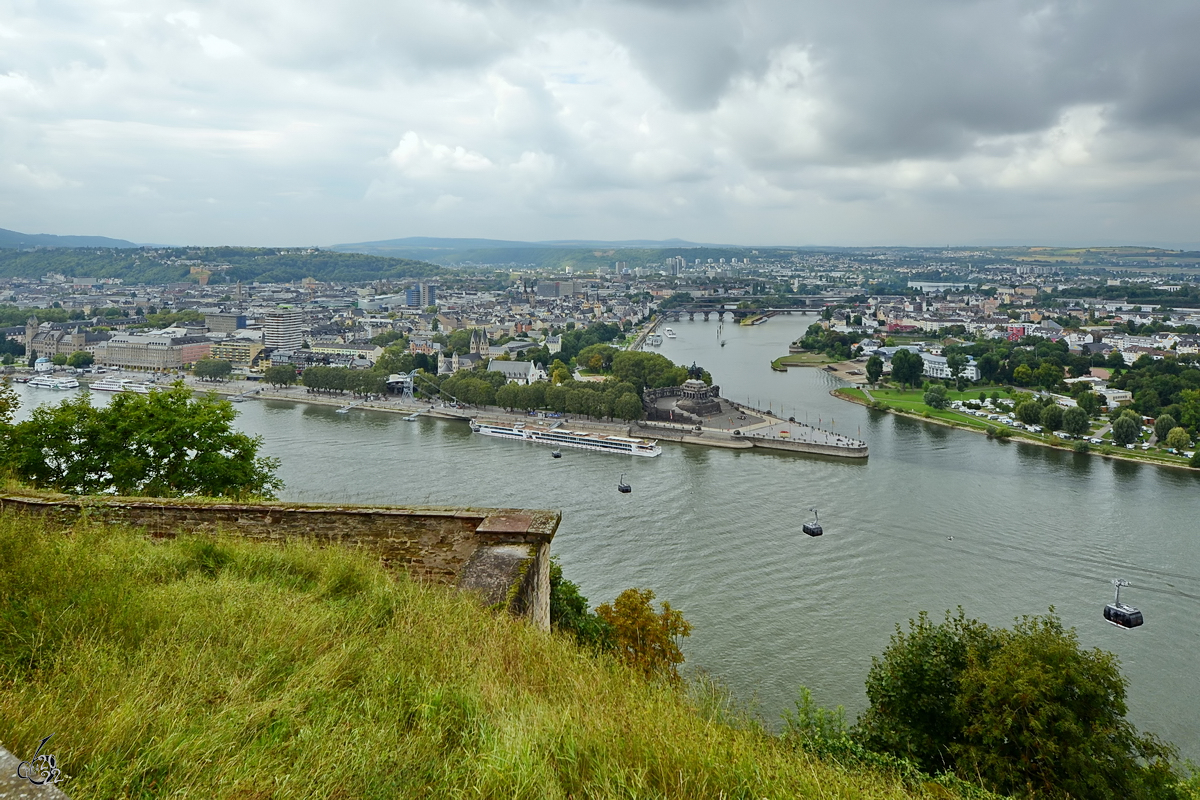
[263,308,304,351]
[920,353,981,382]
[486,360,546,385]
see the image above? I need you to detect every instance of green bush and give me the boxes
[858,609,1182,800]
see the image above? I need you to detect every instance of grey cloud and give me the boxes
[3,0,1200,246]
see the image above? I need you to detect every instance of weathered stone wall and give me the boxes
[0,495,560,630]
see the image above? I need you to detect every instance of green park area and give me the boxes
[839,386,1019,433]
[838,386,1196,468]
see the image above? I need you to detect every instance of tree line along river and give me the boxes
[10,312,1200,759]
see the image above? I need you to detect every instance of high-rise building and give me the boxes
[264,308,304,351]
[407,283,438,307]
[420,283,438,307]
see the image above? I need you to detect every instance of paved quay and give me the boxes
[75,374,868,458]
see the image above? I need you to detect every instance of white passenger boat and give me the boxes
[27,374,80,390]
[663,328,677,338]
[87,377,153,394]
[470,420,661,457]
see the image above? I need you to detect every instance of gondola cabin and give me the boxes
[617,473,632,493]
[1104,580,1143,629]
[1104,603,1143,629]
[802,507,823,537]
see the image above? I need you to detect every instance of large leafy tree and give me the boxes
[889,349,924,389]
[194,359,233,381]
[865,354,884,386]
[2,383,281,498]
[860,609,1180,800]
[611,351,694,392]
[1040,403,1063,432]
[1112,414,1140,446]
[1062,405,1090,437]
[263,364,297,388]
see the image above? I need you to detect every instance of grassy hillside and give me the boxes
[0,516,953,800]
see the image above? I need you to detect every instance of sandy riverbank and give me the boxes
[772,357,868,384]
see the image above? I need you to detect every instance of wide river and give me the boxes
[12,314,1200,758]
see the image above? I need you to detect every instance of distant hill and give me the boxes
[0,226,138,249]
[328,236,751,268]
[330,236,708,254]
[0,246,444,285]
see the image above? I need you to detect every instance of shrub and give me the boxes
[596,588,692,684]
[858,609,1181,799]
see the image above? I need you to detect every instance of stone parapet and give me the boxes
[0,494,560,630]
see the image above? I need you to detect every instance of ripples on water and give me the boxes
[12,318,1200,756]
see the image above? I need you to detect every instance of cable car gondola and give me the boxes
[1104,579,1143,629]
[802,507,823,537]
[617,473,632,494]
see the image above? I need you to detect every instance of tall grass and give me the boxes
[0,516,942,799]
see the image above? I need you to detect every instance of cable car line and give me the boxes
[870,528,1200,605]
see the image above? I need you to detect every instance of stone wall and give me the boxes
[0,495,559,630]
[642,383,722,421]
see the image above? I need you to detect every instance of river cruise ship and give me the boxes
[87,378,153,394]
[470,420,662,457]
[27,374,80,390]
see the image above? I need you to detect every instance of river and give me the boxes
[10,314,1200,758]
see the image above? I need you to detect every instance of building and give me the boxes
[308,343,384,362]
[263,308,304,351]
[536,281,577,299]
[469,328,488,356]
[98,334,212,370]
[405,283,438,308]
[25,318,111,360]
[486,360,546,385]
[209,340,265,368]
[204,313,246,334]
[920,353,981,382]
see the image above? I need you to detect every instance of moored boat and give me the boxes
[470,420,661,457]
[27,374,80,390]
[87,377,153,394]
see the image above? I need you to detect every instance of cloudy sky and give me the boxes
[2,0,1199,247]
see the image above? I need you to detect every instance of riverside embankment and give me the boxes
[177,378,869,458]
[834,384,1199,473]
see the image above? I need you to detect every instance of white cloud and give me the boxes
[388,132,495,177]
